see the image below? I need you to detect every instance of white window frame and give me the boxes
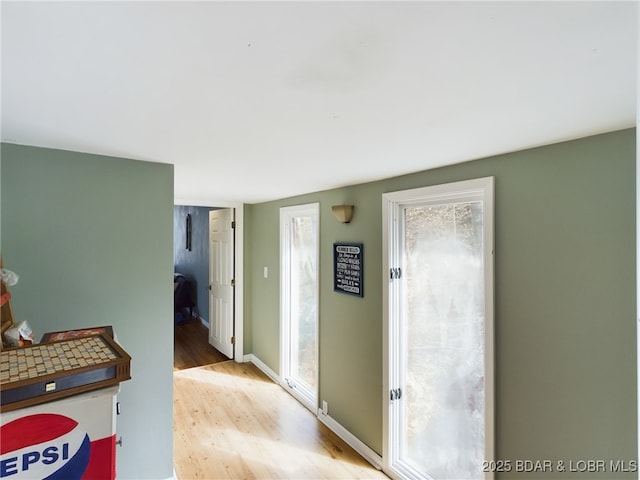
[279,202,320,413]
[382,177,495,480]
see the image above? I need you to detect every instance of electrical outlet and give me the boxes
[322,400,329,415]
[263,267,268,278]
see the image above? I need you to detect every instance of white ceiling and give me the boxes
[2,1,637,205]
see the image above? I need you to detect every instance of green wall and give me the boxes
[1,144,174,479]
[245,128,637,476]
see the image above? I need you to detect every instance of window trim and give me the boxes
[279,202,320,413]
[382,177,495,480]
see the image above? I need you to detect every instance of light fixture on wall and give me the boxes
[332,205,354,224]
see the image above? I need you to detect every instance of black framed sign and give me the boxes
[333,243,363,297]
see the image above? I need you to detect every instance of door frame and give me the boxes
[279,202,320,413]
[381,177,495,479]
[218,203,244,362]
[174,199,244,362]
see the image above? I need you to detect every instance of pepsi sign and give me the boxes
[0,413,91,479]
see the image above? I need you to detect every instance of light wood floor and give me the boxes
[173,360,389,479]
[174,317,229,370]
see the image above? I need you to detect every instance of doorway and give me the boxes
[173,204,244,367]
[382,178,494,480]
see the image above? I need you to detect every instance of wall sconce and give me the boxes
[332,205,354,223]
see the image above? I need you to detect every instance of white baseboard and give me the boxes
[243,353,279,384]
[196,314,208,328]
[245,354,382,470]
[317,411,383,470]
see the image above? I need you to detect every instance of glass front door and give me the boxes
[384,178,494,480]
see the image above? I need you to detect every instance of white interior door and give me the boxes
[383,178,494,480]
[209,208,234,359]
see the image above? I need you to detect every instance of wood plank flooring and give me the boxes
[174,317,229,370]
[173,360,389,480]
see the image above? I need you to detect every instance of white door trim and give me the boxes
[279,202,320,414]
[218,203,245,362]
[382,177,495,480]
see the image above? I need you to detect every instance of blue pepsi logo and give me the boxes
[1,414,91,479]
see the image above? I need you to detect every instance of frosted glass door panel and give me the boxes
[280,202,319,412]
[402,202,485,479]
[290,215,319,393]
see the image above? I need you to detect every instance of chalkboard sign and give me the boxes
[333,243,363,297]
